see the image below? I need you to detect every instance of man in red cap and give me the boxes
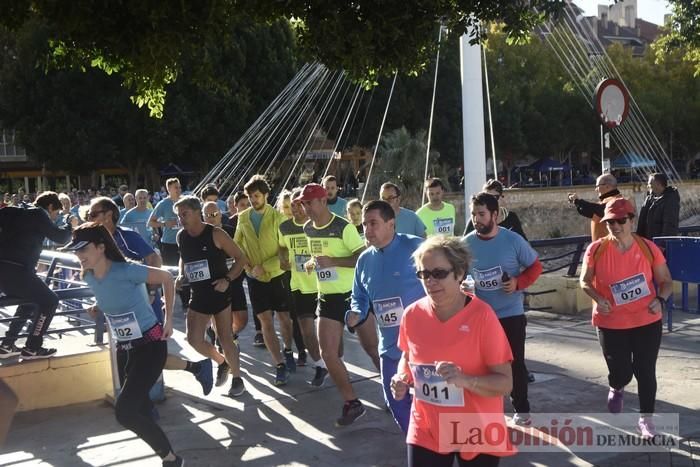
[298,183,368,426]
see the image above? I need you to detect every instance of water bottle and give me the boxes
[464,274,475,294]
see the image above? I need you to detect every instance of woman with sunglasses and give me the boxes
[63,223,183,466]
[391,236,514,467]
[580,198,672,439]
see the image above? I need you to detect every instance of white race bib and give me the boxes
[373,297,404,328]
[472,266,503,291]
[106,312,143,342]
[184,259,211,283]
[433,218,454,235]
[610,273,652,306]
[225,258,234,269]
[316,267,338,282]
[295,254,311,273]
[410,363,464,407]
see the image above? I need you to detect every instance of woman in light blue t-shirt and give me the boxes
[62,223,183,467]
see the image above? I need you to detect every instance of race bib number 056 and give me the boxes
[410,363,464,407]
[610,273,651,306]
[472,266,503,291]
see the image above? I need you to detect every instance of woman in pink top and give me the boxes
[391,236,515,467]
[580,198,672,439]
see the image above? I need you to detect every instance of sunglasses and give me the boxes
[87,210,106,219]
[604,217,629,225]
[416,268,454,280]
[205,212,220,218]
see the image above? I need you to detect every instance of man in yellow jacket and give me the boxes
[234,175,294,386]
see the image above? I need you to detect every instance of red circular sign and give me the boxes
[595,78,629,128]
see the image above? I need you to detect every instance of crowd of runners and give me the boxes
[0,172,675,466]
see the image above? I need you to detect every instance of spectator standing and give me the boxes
[637,173,680,241]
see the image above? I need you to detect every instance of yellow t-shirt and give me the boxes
[417,202,456,236]
[303,214,364,295]
[279,218,318,294]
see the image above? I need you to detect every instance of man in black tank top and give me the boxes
[174,196,248,397]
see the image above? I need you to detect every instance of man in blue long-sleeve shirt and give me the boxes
[346,200,425,433]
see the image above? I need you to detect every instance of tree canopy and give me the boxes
[655,0,700,77]
[1,0,566,116]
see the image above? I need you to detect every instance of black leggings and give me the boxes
[407,444,500,467]
[499,314,529,414]
[597,319,662,414]
[114,340,172,458]
[0,262,58,350]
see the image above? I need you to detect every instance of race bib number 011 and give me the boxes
[410,363,464,407]
[107,312,143,342]
[472,266,503,291]
[316,267,338,282]
[184,259,211,283]
[610,273,651,306]
[433,218,454,235]
[373,297,404,328]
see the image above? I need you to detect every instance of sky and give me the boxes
[574,0,672,26]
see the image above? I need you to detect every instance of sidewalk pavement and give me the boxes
[1,308,699,467]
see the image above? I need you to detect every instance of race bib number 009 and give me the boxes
[184,259,211,283]
[410,363,464,407]
[472,266,503,291]
[107,312,143,342]
[373,297,404,328]
[610,273,651,306]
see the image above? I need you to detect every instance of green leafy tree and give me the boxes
[1,1,566,115]
[654,0,700,77]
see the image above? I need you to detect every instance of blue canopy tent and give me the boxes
[527,158,572,186]
[611,153,657,170]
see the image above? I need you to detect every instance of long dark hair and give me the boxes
[71,223,127,277]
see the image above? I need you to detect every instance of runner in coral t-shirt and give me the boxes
[392,235,516,466]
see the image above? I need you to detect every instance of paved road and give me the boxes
[1,307,699,467]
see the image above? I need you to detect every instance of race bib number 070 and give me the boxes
[610,273,651,306]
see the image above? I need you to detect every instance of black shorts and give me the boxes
[229,274,248,311]
[188,285,231,315]
[317,292,351,323]
[248,273,289,315]
[291,290,318,319]
[160,242,180,267]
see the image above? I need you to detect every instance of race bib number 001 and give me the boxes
[316,267,338,282]
[373,297,404,328]
[433,218,454,235]
[184,259,211,283]
[410,363,464,407]
[610,273,651,306]
[472,266,503,291]
[107,312,143,342]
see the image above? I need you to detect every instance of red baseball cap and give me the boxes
[296,183,327,202]
[601,198,635,222]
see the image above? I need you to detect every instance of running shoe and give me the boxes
[228,377,246,397]
[20,346,57,360]
[253,333,265,347]
[513,413,532,427]
[0,343,21,359]
[528,372,536,383]
[638,416,657,439]
[607,387,624,414]
[335,400,366,427]
[206,326,216,345]
[284,349,296,373]
[215,361,230,387]
[195,359,213,396]
[310,367,328,387]
[297,350,307,367]
[274,363,289,386]
[162,455,184,467]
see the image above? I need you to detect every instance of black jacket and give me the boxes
[0,206,72,269]
[463,208,527,240]
[637,186,680,240]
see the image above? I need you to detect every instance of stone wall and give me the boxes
[442,180,700,239]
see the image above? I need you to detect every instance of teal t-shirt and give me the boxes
[250,209,263,235]
[152,198,180,245]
